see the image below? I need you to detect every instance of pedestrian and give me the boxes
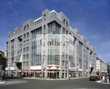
[69,74,71,80]
[1,70,5,80]
[106,75,110,84]
[102,75,105,83]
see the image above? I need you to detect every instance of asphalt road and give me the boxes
[0,78,110,89]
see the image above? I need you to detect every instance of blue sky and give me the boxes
[0,0,110,62]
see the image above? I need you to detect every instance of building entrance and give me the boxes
[47,70,59,79]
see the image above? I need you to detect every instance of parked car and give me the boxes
[89,75,100,81]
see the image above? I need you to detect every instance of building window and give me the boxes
[48,21,61,34]
[66,30,68,34]
[23,47,29,53]
[24,24,29,30]
[48,48,60,65]
[63,28,66,34]
[31,54,41,65]
[69,55,75,67]
[27,32,29,38]
[24,34,26,39]
[31,40,41,65]
[31,27,42,39]
[78,41,83,69]
[63,19,66,25]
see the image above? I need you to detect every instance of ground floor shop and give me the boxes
[5,65,91,79]
[15,70,90,79]
[20,70,68,79]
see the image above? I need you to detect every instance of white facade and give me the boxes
[96,57,107,74]
[7,9,96,79]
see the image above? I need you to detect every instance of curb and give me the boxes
[23,77,87,80]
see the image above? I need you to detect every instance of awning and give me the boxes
[5,67,16,71]
[30,66,41,70]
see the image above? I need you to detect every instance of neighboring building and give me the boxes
[0,50,7,72]
[107,64,110,75]
[0,51,4,56]
[0,50,7,57]
[7,9,96,79]
[0,50,4,71]
[96,57,107,75]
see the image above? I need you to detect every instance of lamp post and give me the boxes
[65,60,69,79]
[76,64,79,78]
[42,66,46,79]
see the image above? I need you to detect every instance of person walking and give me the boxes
[106,75,110,84]
[69,74,71,80]
[102,75,105,83]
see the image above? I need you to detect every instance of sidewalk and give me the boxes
[96,80,110,84]
[70,77,88,80]
[24,77,66,80]
[0,80,27,85]
[0,81,5,85]
[23,77,87,80]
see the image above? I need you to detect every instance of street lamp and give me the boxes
[65,60,69,79]
[76,64,79,77]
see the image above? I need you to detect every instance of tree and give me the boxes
[0,54,7,71]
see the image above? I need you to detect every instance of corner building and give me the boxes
[7,9,96,79]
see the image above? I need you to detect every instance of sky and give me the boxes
[0,0,110,62]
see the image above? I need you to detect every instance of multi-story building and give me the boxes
[7,9,96,79]
[96,57,107,75]
[107,63,110,76]
[0,50,7,77]
[0,50,5,71]
[0,51,5,56]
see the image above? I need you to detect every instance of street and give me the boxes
[0,78,110,89]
